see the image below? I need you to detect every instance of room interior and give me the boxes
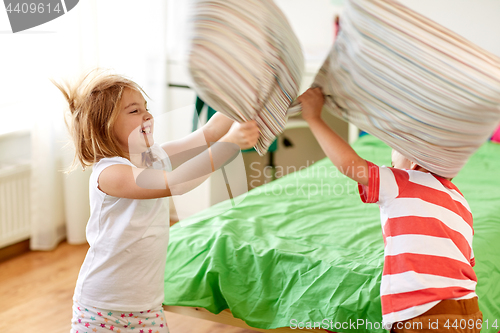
[1,1,499,332]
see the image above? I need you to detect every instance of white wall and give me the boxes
[274,0,342,66]
[274,0,500,66]
[0,131,31,167]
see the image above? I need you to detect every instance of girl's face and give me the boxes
[114,88,154,155]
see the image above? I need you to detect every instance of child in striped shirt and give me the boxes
[298,87,483,333]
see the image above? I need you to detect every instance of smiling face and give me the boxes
[114,88,154,155]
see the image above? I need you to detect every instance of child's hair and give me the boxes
[53,69,146,171]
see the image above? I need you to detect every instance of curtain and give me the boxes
[1,0,168,250]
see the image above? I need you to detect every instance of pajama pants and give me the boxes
[71,300,170,333]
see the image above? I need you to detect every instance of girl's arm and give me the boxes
[98,141,234,199]
[161,113,235,169]
[298,88,369,186]
[98,120,259,199]
[203,112,236,143]
[98,164,171,199]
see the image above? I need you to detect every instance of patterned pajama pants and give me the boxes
[71,301,170,333]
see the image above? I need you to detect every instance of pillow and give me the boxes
[188,0,303,155]
[297,0,500,178]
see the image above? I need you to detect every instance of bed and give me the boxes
[162,134,500,333]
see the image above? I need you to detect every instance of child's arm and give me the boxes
[204,112,236,143]
[98,120,259,199]
[161,113,237,169]
[298,88,369,186]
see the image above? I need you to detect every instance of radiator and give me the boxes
[0,163,31,248]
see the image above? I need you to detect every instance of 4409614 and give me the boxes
[6,2,62,14]
[444,318,498,330]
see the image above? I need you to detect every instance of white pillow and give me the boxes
[304,0,500,178]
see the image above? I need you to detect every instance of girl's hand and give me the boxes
[297,88,325,122]
[220,120,260,150]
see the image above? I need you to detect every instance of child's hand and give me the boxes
[297,88,325,122]
[220,120,260,150]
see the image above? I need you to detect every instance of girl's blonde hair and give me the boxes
[53,69,146,171]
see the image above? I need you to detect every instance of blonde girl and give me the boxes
[54,69,259,333]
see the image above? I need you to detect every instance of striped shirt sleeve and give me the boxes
[359,161,404,205]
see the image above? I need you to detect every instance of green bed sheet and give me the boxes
[163,135,500,333]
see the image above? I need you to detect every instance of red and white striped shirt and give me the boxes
[358,161,477,326]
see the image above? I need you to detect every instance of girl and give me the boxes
[54,69,259,333]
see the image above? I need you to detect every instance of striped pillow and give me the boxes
[188,0,303,155]
[307,0,500,178]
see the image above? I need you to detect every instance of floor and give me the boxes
[0,241,257,333]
